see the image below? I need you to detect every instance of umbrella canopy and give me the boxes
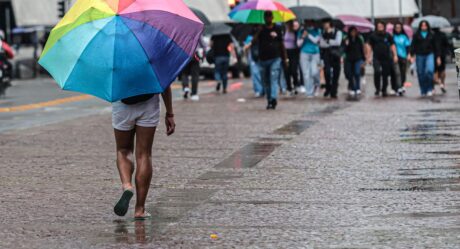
[289,6,331,21]
[190,7,211,26]
[336,15,374,33]
[39,0,204,102]
[229,0,296,24]
[386,23,414,39]
[205,23,233,36]
[412,15,451,29]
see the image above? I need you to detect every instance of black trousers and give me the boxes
[323,53,341,97]
[398,57,408,86]
[283,48,301,91]
[373,59,391,94]
[181,59,200,95]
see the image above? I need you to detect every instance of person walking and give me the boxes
[112,90,175,219]
[248,11,288,110]
[410,21,439,97]
[433,27,449,94]
[245,32,264,97]
[392,22,411,95]
[343,26,366,98]
[210,34,234,94]
[283,20,301,95]
[366,21,397,97]
[319,19,343,99]
[297,19,321,97]
[182,39,205,101]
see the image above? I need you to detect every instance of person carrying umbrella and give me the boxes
[248,11,288,109]
[410,20,439,97]
[343,26,367,98]
[297,19,321,97]
[319,18,343,99]
[366,21,398,97]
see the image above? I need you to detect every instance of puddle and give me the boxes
[273,120,315,135]
[214,143,280,169]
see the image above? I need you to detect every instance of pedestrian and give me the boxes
[433,27,449,93]
[244,32,264,97]
[343,26,366,98]
[112,90,176,219]
[283,20,301,96]
[366,21,397,97]
[392,22,411,94]
[319,19,343,99]
[210,34,234,94]
[410,20,439,97]
[297,19,321,97]
[181,39,204,101]
[248,11,288,110]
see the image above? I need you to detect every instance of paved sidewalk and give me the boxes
[1,68,460,248]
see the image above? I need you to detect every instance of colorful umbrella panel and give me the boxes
[39,0,204,102]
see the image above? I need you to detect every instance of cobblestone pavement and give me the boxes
[1,67,460,248]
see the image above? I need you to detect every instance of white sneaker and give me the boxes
[389,89,396,96]
[349,90,355,96]
[183,87,190,99]
[299,86,306,94]
[190,95,200,101]
[254,92,262,98]
[427,91,433,97]
[356,90,362,95]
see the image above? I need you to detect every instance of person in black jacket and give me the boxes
[343,26,367,98]
[319,18,343,99]
[366,21,398,97]
[433,28,449,93]
[410,20,440,97]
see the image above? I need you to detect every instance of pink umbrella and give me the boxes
[337,15,374,33]
[386,23,414,39]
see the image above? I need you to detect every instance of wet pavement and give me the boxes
[1,66,460,248]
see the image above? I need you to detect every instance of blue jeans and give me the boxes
[415,53,434,95]
[259,58,281,101]
[248,54,263,95]
[300,53,320,96]
[214,56,230,90]
[346,59,363,91]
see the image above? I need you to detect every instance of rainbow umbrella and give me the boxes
[229,0,295,24]
[39,0,204,102]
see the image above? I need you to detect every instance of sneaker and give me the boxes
[254,92,262,98]
[427,91,433,97]
[190,95,200,101]
[389,89,396,96]
[183,87,190,99]
[216,82,221,92]
[299,86,306,94]
[349,90,355,96]
[397,88,405,96]
[356,90,362,95]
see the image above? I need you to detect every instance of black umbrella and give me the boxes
[190,7,211,26]
[289,6,331,21]
[205,23,233,36]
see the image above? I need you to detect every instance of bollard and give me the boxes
[456,49,460,99]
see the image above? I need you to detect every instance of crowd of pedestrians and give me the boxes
[181,11,451,110]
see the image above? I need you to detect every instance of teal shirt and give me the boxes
[421,31,428,39]
[393,34,411,58]
[299,28,320,54]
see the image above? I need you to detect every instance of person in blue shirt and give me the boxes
[245,32,264,97]
[297,20,321,97]
[392,22,411,94]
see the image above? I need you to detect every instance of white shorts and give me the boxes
[112,95,161,131]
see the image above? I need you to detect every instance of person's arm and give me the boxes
[161,86,175,136]
[391,44,398,63]
[2,42,14,59]
[364,43,372,64]
[329,30,342,46]
[307,33,320,44]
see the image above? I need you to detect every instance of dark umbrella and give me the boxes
[190,7,211,26]
[289,6,331,21]
[205,23,233,36]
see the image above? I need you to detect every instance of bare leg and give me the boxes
[134,126,156,217]
[114,129,136,190]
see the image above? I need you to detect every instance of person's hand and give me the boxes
[165,114,175,136]
[283,58,289,67]
[344,39,349,46]
[393,56,398,64]
[436,57,442,66]
[302,30,308,38]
